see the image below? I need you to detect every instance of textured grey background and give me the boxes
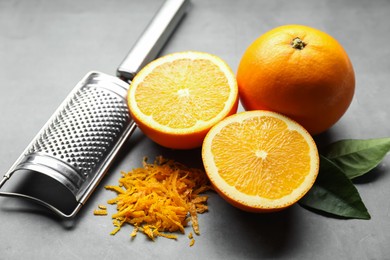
[1,0,390,259]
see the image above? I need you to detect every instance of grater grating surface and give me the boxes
[0,72,137,217]
[29,74,130,177]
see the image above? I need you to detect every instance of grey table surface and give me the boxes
[1,0,390,259]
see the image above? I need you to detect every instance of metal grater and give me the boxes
[20,73,133,199]
[0,0,190,218]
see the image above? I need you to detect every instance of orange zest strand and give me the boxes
[93,209,108,216]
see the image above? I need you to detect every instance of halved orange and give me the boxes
[202,110,319,212]
[128,51,239,149]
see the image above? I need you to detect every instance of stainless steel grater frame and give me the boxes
[0,0,190,218]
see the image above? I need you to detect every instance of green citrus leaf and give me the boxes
[299,155,370,219]
[323,137,390,179]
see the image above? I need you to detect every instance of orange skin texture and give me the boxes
[130,97,239,150]
[211,182,287,213]
[237,24,355,135]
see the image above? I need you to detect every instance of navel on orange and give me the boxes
[202,110,319,212]
[128,51,238,149]
[237,24,355,135]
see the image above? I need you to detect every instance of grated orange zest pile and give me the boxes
[104,156,212,241]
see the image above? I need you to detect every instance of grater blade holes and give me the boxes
[28,85,130,176]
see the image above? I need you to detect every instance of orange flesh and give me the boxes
[135,59,231,129]
[210,116,311,199]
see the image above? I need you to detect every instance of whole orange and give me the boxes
[237,24,355,135]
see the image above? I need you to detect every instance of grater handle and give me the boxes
[116,0,190,82]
